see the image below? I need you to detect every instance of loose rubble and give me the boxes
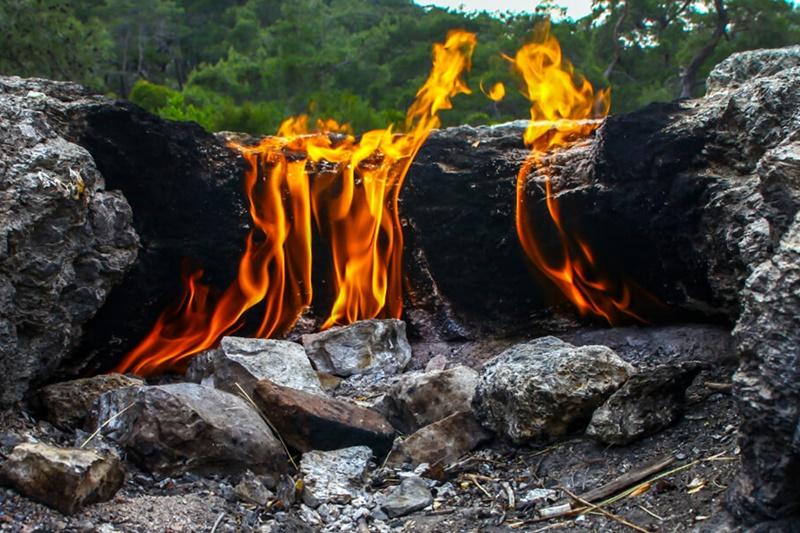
[87,383,286,476]
[187,336,323,396]
[300,446,372,508]
[0,442,124,514]
[473,337,634,443]
[381,476,433,518]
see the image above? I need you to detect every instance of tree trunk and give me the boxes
[679,0,728,98]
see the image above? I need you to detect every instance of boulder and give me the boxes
[0,77,139,405]
[473,337,634,443]
[382,365,478,434]
[586,363,702,445]
[186,336,322,396]
[37,373,144,429]
[0,442,124,514]
[299,446,372,508]
[253,380,395,455]
[87,383,286,476]
[301,319,411,377]
[385,411,491,468]
[381,476,433,518]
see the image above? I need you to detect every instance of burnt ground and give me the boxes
[0,343,739,533]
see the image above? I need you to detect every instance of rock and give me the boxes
[253,380,395,455]
[731,211,800,522]
[425,354,448,372]
[0,77,139,405]
[385,411,491,468]
[473,337,634,443]
[301,319,411,377]
[87,383,286,476]
[586,363,703,445]
[381,476,433,518]
[235,470,274,506]
[706,45,800,93]
[186,336,322,396]
[37,373,144,429]
[383,365,478,433]
[0,442,124,514]
[299,446,372,508]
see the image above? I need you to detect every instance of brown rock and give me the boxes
[0,442,125,514]
[385,411,491,468]
[38,373,143,429]
[253,380,395,455]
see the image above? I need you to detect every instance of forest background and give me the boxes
[2,0,798,134]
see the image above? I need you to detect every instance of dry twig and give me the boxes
[560,486,650,533]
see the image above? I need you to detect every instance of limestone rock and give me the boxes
[385,411,491,468]
[587,363,702,445]
[186,336,322,396]
[253,380,395,455]
[0,442,124,514]
[381,476,432,518]
[473,337,634,443]
[87,383,286,476]
[300,446,372,508]
[383,365,478,433]
[301,319,411,377]
[37,373,143,429]
[0,77,139,405]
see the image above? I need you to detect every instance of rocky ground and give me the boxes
[0,322,741,533]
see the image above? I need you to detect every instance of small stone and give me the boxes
[425,355,448,372]
[383,365,479,433]
[381,476,433,518]
[300,446,372,508]
[473,337,634,443]
[519,488,558,507]
[235,470,274,506]
[37,374,143,429]
[0,442,125,514]
[186,336,322,396]
[87,383,286,476]
[385,411,491,468]
[302,319,412,377]
[587,363,703,445]
[253,380,395,455]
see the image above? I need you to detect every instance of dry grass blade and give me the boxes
[80,401,135,449]
[468,474,493,499]
[210,512,225,533]
[560,486,651,533]
[234,382,298,471]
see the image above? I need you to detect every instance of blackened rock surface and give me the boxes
[586,363,702,445]
[0,442,125,514]
[0,77,139,405]
[87,383,285,476]
[60,93,248,377]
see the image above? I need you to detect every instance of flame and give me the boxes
[481,80,506,102]
[510,22,645,325]
[114,30,475,375]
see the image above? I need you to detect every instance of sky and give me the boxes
[415,0,594,19]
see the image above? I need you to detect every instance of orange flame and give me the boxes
[114,30,476,375]
[511,22,645,326]
[480,80,506,102]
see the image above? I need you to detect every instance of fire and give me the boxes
[510,22,645,325]
[114,30,476,376]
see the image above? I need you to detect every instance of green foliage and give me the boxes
[2,0,798,133]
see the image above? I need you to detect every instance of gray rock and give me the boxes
[300,446,372,508]
[381,476,433,518]
[383,365,478,433]
[37,373,144,429]
[87,383,286,476]
[731,211,800,521]
[473,337,634,443]
[385,411,491,468]
[186,336,322,396]
[302,319,411,377]
[587,363,703,445]
[235,470,274,506]
[0,77,139,405]
[706,46,800,93]
[0,442,125,514]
